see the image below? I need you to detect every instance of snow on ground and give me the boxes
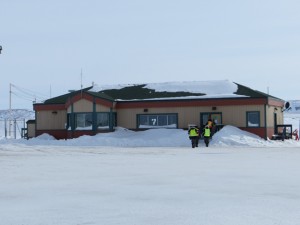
[2,123,300,148]
[0,113,300,225]
[1,141,300,225]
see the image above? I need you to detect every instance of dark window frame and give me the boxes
[137,113,178,129]
[74,112,93,130]
[246,111,260,127]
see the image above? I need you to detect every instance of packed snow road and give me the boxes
[0,145,300,225]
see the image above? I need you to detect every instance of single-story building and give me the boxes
[30,80,285,140]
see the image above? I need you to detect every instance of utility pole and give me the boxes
[9,83,12,137]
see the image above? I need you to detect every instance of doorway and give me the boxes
[200,112,222,128]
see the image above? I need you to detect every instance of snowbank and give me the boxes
[1,125,300,148]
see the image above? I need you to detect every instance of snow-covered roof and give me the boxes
[90,80,239,95]
[42,80,282,104]
[88,80,257,101]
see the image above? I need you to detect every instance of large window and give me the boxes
[247,111,260,127]
[138,114,177,128]
[75,113,93,130]
[67,112,116,131]
[97,113,109,129]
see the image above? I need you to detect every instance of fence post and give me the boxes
[4,119,7,138]
[14,119,17,139]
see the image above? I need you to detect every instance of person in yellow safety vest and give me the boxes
[203,125,211,147]
[206,118,216,136]
[188,126,200,148]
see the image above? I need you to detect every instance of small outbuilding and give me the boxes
[31,80,285,140]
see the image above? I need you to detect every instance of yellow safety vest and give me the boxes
[189,128,198,137]
[204,128,211,137]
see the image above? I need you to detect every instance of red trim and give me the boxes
[36,127,272,140]
[69,92,94,103]
[68,92,113,107]
[67,130,96,139]
[36,129,115,140]
[266,127,276,139]
[34,104,65,111]
[239,127,266,139]
[94,98,114,108]
[35,92,113,110]
[268,99,284,107]
[35,95,284,111]
[116,98,268,109]
[36,130,68,140]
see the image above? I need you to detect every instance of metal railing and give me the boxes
[0,119,26,139]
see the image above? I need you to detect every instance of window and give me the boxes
[67,113,71,130]
[75,113,93,130]
[247,111,260,127]
[138,114,177,128]
[97,113,109,129]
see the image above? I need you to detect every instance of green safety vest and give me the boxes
[189,128,198,137]
[204,128,211,137]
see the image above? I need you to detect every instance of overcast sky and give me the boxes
[1,0,300,109]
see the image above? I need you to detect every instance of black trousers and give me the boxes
[189,136,199,148]
[204,136,210,147]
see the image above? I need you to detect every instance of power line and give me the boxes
[10,84,49,103]
[11,91,42,102]
[11,84,49,99]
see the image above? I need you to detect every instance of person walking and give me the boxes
[203,125,211,147]
[188,126,200,148]
[206,118,215,137]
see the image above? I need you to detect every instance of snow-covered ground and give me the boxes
[0,111,300,225]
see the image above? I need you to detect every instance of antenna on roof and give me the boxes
[80,69,83,98]
[80,68,83,90]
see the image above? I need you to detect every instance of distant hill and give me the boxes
[0,109,35,120]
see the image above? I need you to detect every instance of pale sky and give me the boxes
[1,0,300,109]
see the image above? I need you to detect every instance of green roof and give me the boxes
[98,84,205,100]
[43,87,114,104]
[39,81,283,105]
[234,82,282,100]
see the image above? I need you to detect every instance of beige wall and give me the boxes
[221,105,265,127]
[117,105,268,129]
[73,99,93,112]
[266,106,284,127]
[67,99,113,113]
[95,104,112,112]
[37,99,284,132]
[37,99,114,130]
[27,123,35,138]
[36,110,67,130]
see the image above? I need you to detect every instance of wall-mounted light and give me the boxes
[52,111,58,114]
[143,109,148,112]
[212,107,217,110]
